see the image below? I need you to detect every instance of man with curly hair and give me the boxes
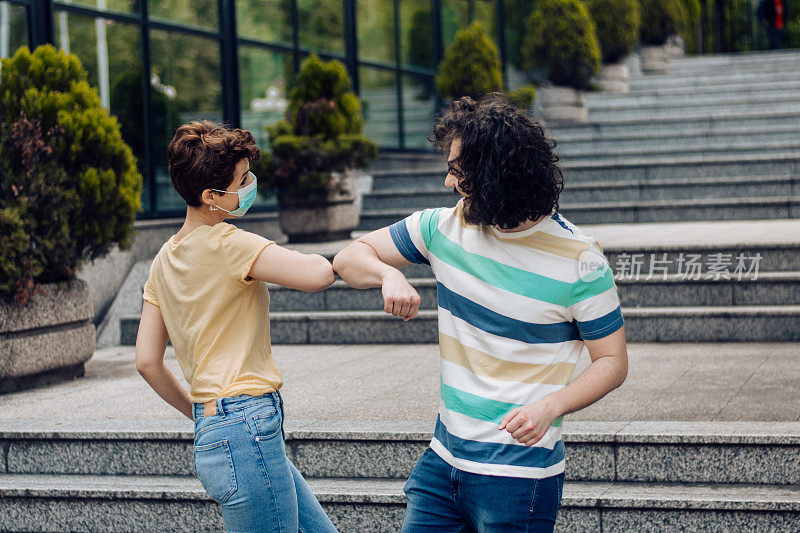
[334,93,628,532]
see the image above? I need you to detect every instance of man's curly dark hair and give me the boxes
[430,93,564,229]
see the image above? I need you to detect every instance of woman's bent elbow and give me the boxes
[135,352,158,376]
[305,256,335,291]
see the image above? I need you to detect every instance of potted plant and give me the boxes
[0,45,141,393]
[256,54,377,243]
[639,0,688,73]
[523,0,601,123]
[588,0,641,93]
[507,85,538,111]
[435,22,504,101]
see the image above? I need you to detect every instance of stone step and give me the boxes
[593,77,800,99]
[586,88,800,112]
[660,59,800,78]
[2,421,798,485]
[121,305,800,344]
[365,175,799,208]
[546,110,800,139]
[113,240,800,341]
[568,142,800,163]
[628,69,800,90]
[560,152,800,182]
[264,272,800,312]
[369,152,441,172]
[587,80,800,104]
[359,195,800,229]
[553,121,800,144]
[588,100,800,122]
[557,195,800,224]
[1,473,798,532]
[668,51,800,72]
[669,49,800,65]
[370,152,800,186]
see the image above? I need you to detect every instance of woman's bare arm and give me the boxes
[248,245,335,292]
[135,301,193,419]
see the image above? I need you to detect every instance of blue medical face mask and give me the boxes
[211,172,258,217]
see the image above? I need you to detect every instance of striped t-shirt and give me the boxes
[389,200,624,479]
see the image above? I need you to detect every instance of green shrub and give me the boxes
[587,0,641,64]
[435,22,503,100]
[680,0,700,52]
[507,85,537,109]
[257,54,377,204]
[784,4,800,48]
[523,0,601,90]
[0,45,142,304]
[640,0,687,46]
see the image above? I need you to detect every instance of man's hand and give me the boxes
[498,397,561,446]
[381,268,421,321]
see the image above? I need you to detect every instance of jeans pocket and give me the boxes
[194,439,238,504]
[194,413,245,441]
[252,406,281,440]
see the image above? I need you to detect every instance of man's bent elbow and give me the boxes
[613,356,628,389]
[332,243,358,276]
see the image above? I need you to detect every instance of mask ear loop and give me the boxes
[208,188,228,213]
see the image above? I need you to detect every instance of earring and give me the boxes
[210,205,218,211]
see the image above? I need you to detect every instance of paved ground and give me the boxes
[1,342,797,425]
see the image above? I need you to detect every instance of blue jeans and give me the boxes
[192,393,338,533]
[402,448,564,532]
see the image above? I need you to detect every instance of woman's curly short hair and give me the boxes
[431,93,564,229]
[167,120,260,207]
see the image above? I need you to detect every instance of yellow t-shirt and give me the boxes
[142,222,283,403]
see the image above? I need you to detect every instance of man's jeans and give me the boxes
[402,447,564,532]
[192,393,337,533]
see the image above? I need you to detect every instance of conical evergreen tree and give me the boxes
[435,22,503,101]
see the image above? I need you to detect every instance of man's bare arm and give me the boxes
[333,227,421,320]
[499,327,628,445]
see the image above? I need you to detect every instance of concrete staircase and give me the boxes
[116,219,800,344]
[2,419,799,531]
[359,50,800,229]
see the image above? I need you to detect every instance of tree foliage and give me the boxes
[435,22,503,101]
[640,0,688,46]
[587,0,641,64]
[256,54,377,204]
[523,0,601,90]
[0,45,141,303]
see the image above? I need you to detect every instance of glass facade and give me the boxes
[3,0,526,218]
[0,2,28,59]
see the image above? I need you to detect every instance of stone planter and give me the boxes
[640,45,670,74]
[664,34,686,59]
[537,86,587,124]
[0,280,95,394]
[598,63,630,94]
[279,169,361,243]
